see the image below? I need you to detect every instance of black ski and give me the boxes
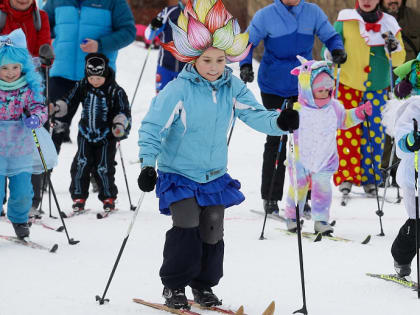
[366,273,418,291]
[0,234,58,252]
[96,209,118,219]
[60,209,90,218]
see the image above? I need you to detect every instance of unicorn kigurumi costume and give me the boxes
[284,56,372,234]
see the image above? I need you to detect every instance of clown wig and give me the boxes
[161,0,251,63]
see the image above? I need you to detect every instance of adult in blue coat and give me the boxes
[43,0,136,152]
[239,0,347,214]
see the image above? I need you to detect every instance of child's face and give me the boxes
[313,88,330,100]
[195,48,226,82]
[87,75,106,88]
[358,0,380,12]
[0,63,22,83]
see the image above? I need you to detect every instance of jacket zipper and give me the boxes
[212,86,217,104]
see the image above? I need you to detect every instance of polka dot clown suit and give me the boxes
[326,7,405,188]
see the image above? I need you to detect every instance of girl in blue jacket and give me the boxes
[137,0,299,310]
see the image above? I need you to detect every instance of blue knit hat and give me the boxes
[0,28,28,67]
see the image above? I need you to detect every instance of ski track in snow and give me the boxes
[0,43,417,315]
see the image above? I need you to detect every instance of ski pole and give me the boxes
[96,192,146,304]
[364,112,385,236]
[335,64,341,99]
[130,30,156,108]
[413,118,420,299]
[117,141,136,211]
[288,107,308,315]
[227,117,236,146]
[24,110,79,245]
[259,98,289,240]
[379,139,397,216]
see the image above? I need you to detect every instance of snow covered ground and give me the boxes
[0,43,418,315]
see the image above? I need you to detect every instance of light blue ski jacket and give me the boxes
[138,65,286,183]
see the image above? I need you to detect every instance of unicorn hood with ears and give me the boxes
[161,0,251,63]
[288,55,372,174]
[290,55,335,109]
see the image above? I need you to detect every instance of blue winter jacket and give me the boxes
[43,0,136,81]
[240,0,343,97]
[138,65,285,183]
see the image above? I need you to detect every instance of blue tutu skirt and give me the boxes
[0,121,58,176]
[156,171,245,215]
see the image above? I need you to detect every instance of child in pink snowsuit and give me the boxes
[284,56,372,234]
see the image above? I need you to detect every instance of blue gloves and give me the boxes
[24,115,41,129]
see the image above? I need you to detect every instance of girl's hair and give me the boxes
[162,0,251,63]
[0,43,44,102]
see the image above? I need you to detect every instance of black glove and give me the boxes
[240,64,254,83]
[405,131,420,152]
[39,44,54,66]
[151,16,163,30]
[394,78,413,99]
[277,108,299,131]
[382,31,399,53]
[331,49,347,65]
[138,167,157,192]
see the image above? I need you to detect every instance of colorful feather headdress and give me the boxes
[161,0,251,63]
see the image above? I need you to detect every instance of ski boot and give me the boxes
[263,199,279,214]
[102,198,116,212]
[363,184,376,195]
[29,206,42,219]
[286,218,297,232]
[162,287,189,310]
[339,181,352,195]
[192,287,222,307]
[394,260,411,278]
[314,221,334,235]
[303,202,311,220]
[12,222,30,239]
[72,199,86,212]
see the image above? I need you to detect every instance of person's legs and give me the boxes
[334,84,364,189]
[69,135,94,204]
[160,198,202,289]
[391,187,420,276]
[190,205,225,287]
[360,90,388,190]
[284,162,310,231]
[260,93,296,210]
[7,173,33,224]
[93,138,118,204]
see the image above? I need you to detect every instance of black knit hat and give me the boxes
[85,53,109,77]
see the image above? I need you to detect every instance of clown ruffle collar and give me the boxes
[337,9,401,48]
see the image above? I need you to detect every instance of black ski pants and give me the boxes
[160,198,225,290]
[70,134,118,201]
[391,218,420,265]
[260,92,297,201]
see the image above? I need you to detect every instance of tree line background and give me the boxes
[127,0,420,59]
